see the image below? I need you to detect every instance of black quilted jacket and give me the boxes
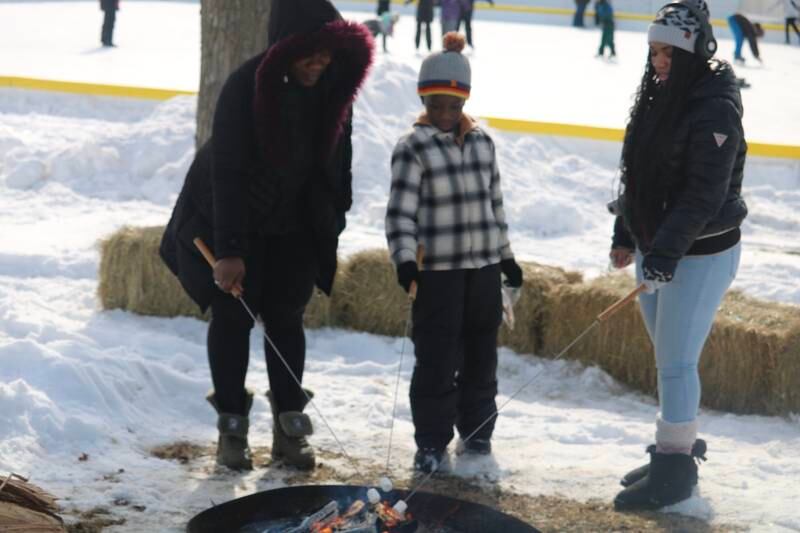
[613,61,748,259]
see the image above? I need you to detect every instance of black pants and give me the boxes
[101,9,116,45]
[787,17,800,44]
[207,232,318,415]
[456,9,474,46]
[410,265,503,450]
[415,21,432,50]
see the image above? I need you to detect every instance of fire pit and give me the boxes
[186,485,540,533]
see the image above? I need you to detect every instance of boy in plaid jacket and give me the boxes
[385,32,523,474]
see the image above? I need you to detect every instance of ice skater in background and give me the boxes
[456,0,495,48]
[365,12,400,52]
[440,0,470,36]
[727,13,764,64]
[595,0,616,58]
[405,0,435,52]
[573,0,590,27]
[385,32,523,474]
[608,0,747,511]
[376,0,391,16]
[770,0,800,44]
[99,0,119,47]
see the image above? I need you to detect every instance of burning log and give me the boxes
[280,498,416,533]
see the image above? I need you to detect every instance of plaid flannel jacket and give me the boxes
[385,114,513,270]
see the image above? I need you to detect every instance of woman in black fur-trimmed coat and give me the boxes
[160,0,373,471]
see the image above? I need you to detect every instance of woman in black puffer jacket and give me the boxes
[608,0,746,511]
[160,0,373,472]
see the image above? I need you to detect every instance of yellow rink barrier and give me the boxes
[484,116,800,160]
[2,75,798,160]
[347,0,785,31]
[0,75,195,100]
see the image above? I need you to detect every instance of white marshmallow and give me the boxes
[379,476,393,492]
[392,500,407,515]
[367,488,381,504]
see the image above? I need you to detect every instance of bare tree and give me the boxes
[196,0,272,147]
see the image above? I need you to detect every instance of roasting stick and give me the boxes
[385,245,425,481]
[194,238,361,475]
[404,283,648,503]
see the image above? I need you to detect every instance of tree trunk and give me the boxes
[196,0,272,148]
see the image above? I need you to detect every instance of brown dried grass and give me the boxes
[96,228,800,415]
[330,249,409,337]
[498,262,583,355]
[97,226,205,319]
[541,274,800,415]
[543,274,657,396]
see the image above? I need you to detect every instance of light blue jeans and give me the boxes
[635,243,741,423]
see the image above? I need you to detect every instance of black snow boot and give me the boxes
[614,451,698,511]
[413,448,450,474]
[620,438,707,487]
[207,390,254,471]
[456,438,492,456]
[267,389,315,470]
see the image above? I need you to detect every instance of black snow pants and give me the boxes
[207,232,318,416]
[410,264,503,450]
[101,9,116,45]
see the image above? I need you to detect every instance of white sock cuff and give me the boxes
[655,415,698,453]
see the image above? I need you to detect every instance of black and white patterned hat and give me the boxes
[647,0,711,54]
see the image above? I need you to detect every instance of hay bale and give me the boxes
[542,274,800,415]
[303,273,345,330]
[331,249,409,337]
[543,274,657,395]
[709,291,800,414]
[98,226,206,319]
[497,262,582,355]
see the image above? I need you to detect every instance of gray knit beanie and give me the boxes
[647,0,711,55]
[417,33,471,99]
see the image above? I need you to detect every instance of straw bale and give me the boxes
[542,275,800,415]
[303,270,346,330]
[497,262,583,355]
[98,226,207,319]
[330,249,409,337]
[542,274,657,395]
[709,291,800,414]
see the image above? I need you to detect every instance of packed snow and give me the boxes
[1,2,799,532]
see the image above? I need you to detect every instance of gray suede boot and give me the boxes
[206,390,254,471]
[266,389,315,470]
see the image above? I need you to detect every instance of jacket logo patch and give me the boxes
[713,132,728,147]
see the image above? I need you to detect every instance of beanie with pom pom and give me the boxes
[418,32,471,99]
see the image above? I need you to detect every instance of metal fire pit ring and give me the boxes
[187,484,541,533]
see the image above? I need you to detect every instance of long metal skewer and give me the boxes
[385,246,424,476]
[194,238,361,473]
[405,283,647,502]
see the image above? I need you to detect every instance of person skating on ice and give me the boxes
[385,32,523,474]
[405,0,434,52]
[608,0,747,511]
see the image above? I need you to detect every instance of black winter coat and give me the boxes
[414,0,435,23]
[100,0,118,11]
[613,62,748,260]
[160,17,373,312]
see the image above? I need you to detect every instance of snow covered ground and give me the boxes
[1,2,799,532]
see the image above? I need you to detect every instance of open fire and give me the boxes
[278,498,416,533]
[188,484,539,533]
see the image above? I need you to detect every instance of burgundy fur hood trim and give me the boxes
[254,19,375,164]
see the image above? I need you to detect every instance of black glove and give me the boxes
[396,261,419,293]
[641,254,677,294]
[500,258,523,288]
